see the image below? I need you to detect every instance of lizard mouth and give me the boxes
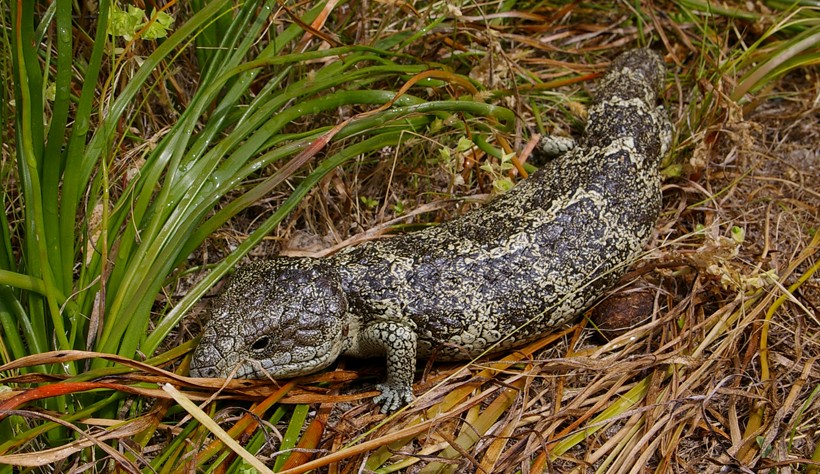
[225,351,339,379]
[252,339,346,378]
[191,339,344,380]
[188,358,325,380]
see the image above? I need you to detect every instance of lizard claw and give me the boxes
[373,382,414,413]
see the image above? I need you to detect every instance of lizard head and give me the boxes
[189,257,349,380]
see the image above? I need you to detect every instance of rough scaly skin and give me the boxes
[190,49,672,413]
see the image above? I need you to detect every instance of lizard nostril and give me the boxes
[251,336,271,352]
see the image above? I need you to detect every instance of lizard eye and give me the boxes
[251,336,271,352]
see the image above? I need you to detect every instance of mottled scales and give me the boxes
[190,49,672,413]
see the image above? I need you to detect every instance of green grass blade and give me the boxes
[58,0,110,288]
[273,404,311,470]
[732,24,820,101]
[39,0,72,291]
[0,286,40,364]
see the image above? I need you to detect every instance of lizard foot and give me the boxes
[373,381,414,413]
[537,135,575,160]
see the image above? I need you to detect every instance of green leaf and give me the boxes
[361,196,379,209]
[155,10,174,28]
[731,226,745,244]
[393,200,405,215]
[492,177,514,193]
[109,4,144,41]
[141,10,174,40]
[455,136,473,152]
[44,82,55,101]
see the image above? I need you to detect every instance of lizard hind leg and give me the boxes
[536,135,576,161]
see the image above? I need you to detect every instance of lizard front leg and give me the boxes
[358,321,417,413]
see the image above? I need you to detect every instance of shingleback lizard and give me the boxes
[189,49,672,413]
